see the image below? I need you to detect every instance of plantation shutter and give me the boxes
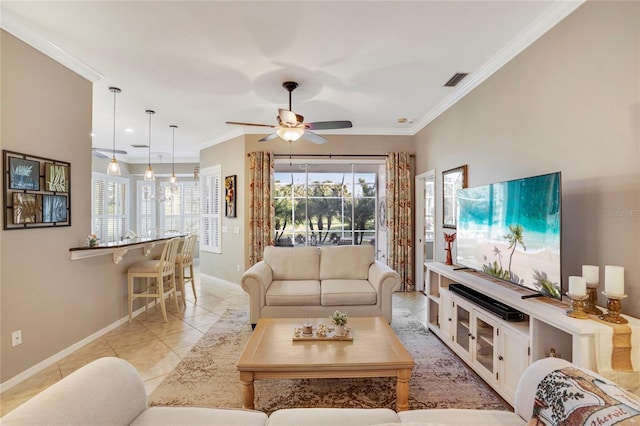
[200,165,222,253]
[91,173,130,243]
[137,181,156,237]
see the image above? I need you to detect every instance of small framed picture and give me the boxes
[45,163,70,193]
[225,175,236,218]
[42,194,68,222]
[9,157,40,191]
[13,193,40,224]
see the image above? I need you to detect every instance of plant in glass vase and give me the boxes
[331,310,348,336]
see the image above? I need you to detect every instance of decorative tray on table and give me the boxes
[292,325,353,341]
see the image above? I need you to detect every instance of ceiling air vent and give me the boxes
[131,144,149,148]
[444,73,468,87]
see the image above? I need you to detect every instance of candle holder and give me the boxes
[599,292,628,324]
[566,293,589,319]
[584,283,603,315]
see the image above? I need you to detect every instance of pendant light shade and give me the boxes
[107,87,122,176]
[169,125,178,186]
[144,109,155,182]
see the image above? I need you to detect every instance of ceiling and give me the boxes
[1,1,582,164]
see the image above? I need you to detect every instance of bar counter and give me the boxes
[69,234,183,264]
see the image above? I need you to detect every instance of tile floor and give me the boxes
[0,268,427,416]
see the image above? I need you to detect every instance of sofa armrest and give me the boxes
[1,357,147,426]
[241,261,273,325]
[368,261,400,323]
[514,357,572,421]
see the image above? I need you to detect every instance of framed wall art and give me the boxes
[3,150,71,230]
[225,175,236,218]
[442,165,467,229]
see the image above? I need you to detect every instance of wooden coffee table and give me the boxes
[236,316,414,411]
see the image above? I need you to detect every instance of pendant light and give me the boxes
[107,87,122,175]
[144,109,155,182]
[169,125,178,187]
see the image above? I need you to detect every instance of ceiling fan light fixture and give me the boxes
[276,127,304,142]
[107,86,122,176]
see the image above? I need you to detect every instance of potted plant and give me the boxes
[331,310,348,336]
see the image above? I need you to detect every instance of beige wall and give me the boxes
[0,31,163,383]
[414,1,640,317]
[199,135,246,282]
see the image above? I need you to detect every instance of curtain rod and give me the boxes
[272,154,414,159]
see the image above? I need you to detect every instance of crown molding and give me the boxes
[414,0,585,133]
[0,9,103,82]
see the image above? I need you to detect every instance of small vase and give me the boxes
[334,325,345,337]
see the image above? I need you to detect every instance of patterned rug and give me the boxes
[149,309,509,414]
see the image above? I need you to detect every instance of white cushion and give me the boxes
[321,279,377,306]
[398,409,525,425]
[267,408,399,426]
[266,280,321,306]
[263,246,319,281]
[320,246,375,280]
[132,407,267,426]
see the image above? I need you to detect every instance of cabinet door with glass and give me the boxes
[472,310,498,385]
[452,298,472,362]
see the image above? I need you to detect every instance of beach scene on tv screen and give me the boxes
[456,173,561,299]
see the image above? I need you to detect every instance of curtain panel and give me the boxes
[248,151,274,265]
[386,152,414,291]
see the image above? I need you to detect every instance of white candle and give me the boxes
[605,265,625,295]
[568,276,587,296]
[582,265,599,285]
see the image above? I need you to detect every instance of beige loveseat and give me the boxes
[241,245,400,327]
[4,356,638,425]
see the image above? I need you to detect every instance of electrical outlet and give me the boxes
[236,264,240,272]
[12,330,22,347]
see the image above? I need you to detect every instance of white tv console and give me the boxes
[425,262,638,406]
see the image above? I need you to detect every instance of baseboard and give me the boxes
[198,272,242,289]
[0,304,151,394]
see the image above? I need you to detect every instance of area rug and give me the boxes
[149,309,509,414]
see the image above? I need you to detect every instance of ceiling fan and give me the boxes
[92,147,127,158]
[225,81,352,144]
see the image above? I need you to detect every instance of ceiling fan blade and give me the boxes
[278,109,303,127]
[302,131,327,144]
[226,121,276,128]
[92,150,109,159]
[259,132,280,142]
[304,120,353,131]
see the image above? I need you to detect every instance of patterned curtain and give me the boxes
[248,151,274,265]
[386,152,413,291]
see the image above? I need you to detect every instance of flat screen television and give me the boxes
[456,172,562,299]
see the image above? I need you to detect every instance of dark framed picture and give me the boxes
[3,150,71,230]
[45,163,70,193]
[225,175,236,218]
[9,157,40,190]
[42,194,68,222]
[13,193,40,224]
[442,165,467,229]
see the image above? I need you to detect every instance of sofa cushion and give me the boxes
[264,246,320,281]
[398,409,525,425]
[132,407,268,426]
[320,245,375,280]
[321,279,377,306]
[266,280,321,306]
[267,408,400,426]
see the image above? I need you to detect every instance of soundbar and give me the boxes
[449,283,525,322]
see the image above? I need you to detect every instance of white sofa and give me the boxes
[6,356,637,425]
[241,245,400,327]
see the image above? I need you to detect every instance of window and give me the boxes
[274,162,381,249]
[137,181,156,237]
[92,173,130,243]
[159,181,200,234]
[200,165,222,253]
